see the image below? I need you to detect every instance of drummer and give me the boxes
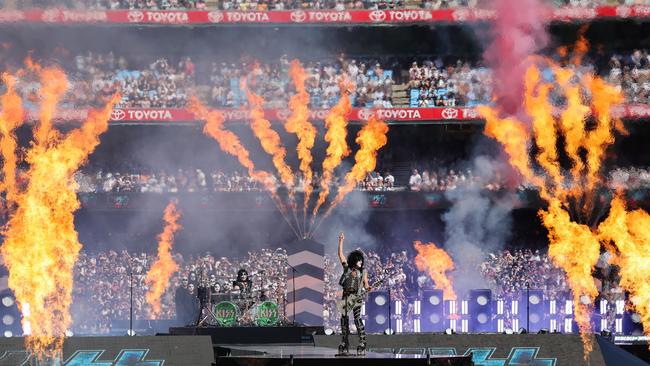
[232,269,253,294]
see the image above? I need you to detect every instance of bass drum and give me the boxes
[213,301,240,327]
[253,301,280,327]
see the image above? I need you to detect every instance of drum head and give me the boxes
[254,301,279,326]
[213,301,240,327]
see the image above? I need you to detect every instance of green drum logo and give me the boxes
[255,301,279,326]
[214,301,239,326]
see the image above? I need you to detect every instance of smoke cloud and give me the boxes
[442,155,517,294]
[483,0,550,116]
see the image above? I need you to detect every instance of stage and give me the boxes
[165,326,648,366]
[0,327,647,365]
[213,344,472,366]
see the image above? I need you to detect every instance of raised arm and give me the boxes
[338,232,346,265]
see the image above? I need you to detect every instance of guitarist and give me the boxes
[337,232,370,355]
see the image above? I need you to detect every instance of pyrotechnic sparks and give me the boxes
[598,196,650,344]
[285,61,317,227]
[191,64,387,238]
[188,97,301,238]
[413,241,457,300]
[479,36,648,357]
[145,201,182,318]
[316,115,388,226]
[312,82,352,219]
[0,62,119,359]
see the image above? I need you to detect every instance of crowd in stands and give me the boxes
[408,60,492,107]
[72,248,289,334]
[72,164,650,194]
[609,167,650,190]
[8,0,472,11]
[7,48,650,111]
[607,49,650,105]
[8,0,650,10]
[74,168,397,193]
[209,55,394,109]
[72,245,625,334]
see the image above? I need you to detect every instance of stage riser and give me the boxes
[0,336,214,366]
[170,326,324,344]
[314,334,646,366]
[215,356,472,366]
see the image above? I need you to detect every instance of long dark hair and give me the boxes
[347,250,364,270]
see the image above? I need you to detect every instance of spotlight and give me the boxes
[65,330,74,337]
[324,328,334,336]
[537,329,549,334]
[126,329,136,336]
[3,331,12,338]
[384,328,395,335]
[504,328,514,335]
[444,328,455,335]
[2,315,14,326]
[518,327,527,334]
[1,297,13,307]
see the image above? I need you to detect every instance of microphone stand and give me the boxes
[526,281,530,333]
[387,282,392,335]
[286,261,299,326]
[129,267,134,336]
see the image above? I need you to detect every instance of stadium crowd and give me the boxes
[72,248,289,334]
[70,245,614,334]
[8,0,650,11]
[7,48,650,110]
[72,164,650,194]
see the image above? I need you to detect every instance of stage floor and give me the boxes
[223,343,427,358]
[215,343,472,366]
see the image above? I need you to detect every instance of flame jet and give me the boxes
[146,201,182,318]
[414,241,457,300]
[284,61,317,228]
[0,62,119,360]
[478,36,645,358]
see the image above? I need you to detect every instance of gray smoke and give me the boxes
[442,155,517,296]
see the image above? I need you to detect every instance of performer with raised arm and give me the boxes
[337,231,370,356]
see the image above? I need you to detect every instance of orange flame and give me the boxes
[0,63,119,359]
[479,38,630,358]
[0,73,25,205]
[245,85,294,191]
[312,85,351,218]
[189,97,274,191]
[598,196,650,345]
[145,201,182,318]
[285,60,317,222]
[323,115,388,218]
[189,98,300,236]
[540,199,600,353]
[413,241,457,300]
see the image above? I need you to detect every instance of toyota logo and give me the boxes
[369,10,386,22]
[111,109,126,121]
[290,10,307,23]
[441,108,458,119]
[208,11,224,23]
[358,109,373,121]
[127,10,145,22]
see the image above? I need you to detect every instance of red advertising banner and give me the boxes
[23,104,647,124]
[0,6,649,25]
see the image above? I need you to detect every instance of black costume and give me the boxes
[338,250,367,355]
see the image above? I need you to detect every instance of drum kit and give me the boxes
[196,287,282,327]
